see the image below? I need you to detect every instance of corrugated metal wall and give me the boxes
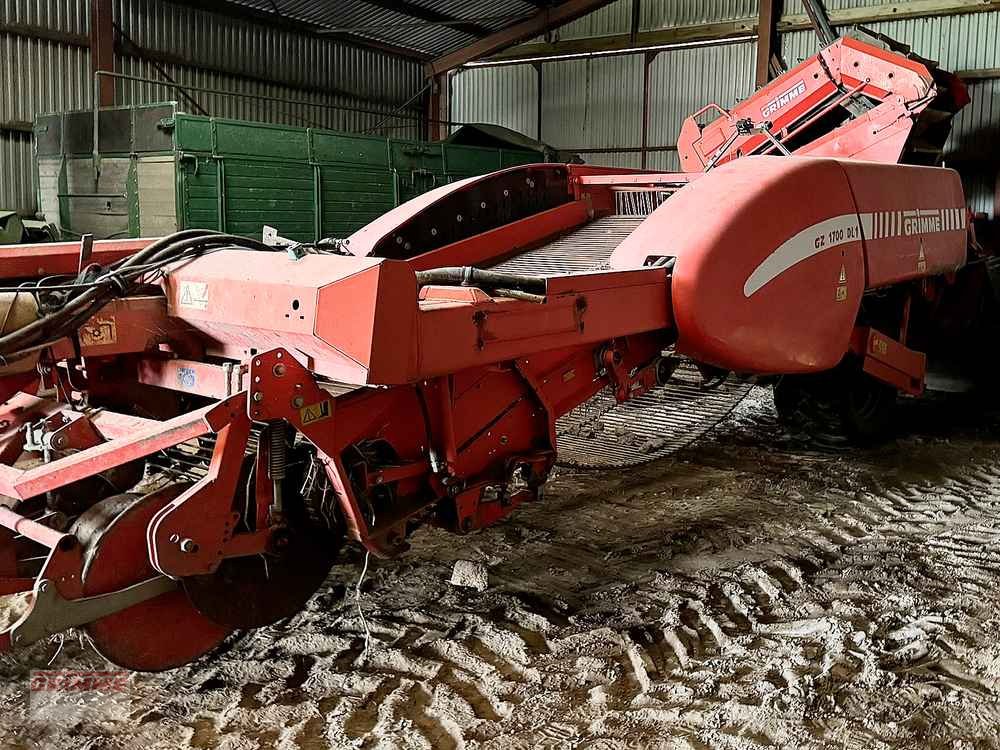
[451,2,1000,215]
[451,64,539,138]
[0,0,425,215]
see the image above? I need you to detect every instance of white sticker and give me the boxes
[744,213,861,297]
[178,281,210,311]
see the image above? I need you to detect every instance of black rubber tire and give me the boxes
[774,365,896,448]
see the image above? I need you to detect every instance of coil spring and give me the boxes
[269,423,287,481]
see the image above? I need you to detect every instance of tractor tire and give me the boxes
[773,365,896,448]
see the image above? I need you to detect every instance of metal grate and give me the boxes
[490,215,644,276]
[491,214,750,468]
[555,362,752,468]
[613,189,673,216]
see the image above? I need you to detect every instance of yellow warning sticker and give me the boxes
[80,317,117,346]
[299,399,332,425]
[835,265,848,302]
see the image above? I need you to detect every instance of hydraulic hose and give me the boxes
[0,230,275,361]
[414,266,548,295]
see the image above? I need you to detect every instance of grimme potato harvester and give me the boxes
[0,33,991,670]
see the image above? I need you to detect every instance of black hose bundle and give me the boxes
[0,230,273,364]
[414,266,548,296]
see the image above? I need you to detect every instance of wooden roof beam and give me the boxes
[425,0,616,76]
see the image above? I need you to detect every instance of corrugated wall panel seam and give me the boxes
[0,133,35,213]
[0,32,92,121]
[115,0,425,106]
[450,65,538,137]
[115,57,422,139]
[648,41,756,151]
[541,55,644,149]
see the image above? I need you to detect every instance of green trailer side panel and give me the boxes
[35,107,552,240]
[312,131,390,167]
[221,159,315,242]
[180,155,220,231]
[173,117,214,153]
[319,166,395,239]
[501,150,539,169]
[214,121,310,161]
[444,145,503,175]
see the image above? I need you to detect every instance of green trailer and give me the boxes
[33,103,548,242]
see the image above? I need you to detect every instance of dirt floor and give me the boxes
[5,388,1000,749]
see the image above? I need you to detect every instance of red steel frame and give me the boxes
[0,33,977,661]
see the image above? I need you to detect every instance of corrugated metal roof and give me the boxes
[225,0,543,58]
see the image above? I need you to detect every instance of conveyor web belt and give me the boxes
[491,214,752,468]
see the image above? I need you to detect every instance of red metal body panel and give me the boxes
[838,160,967,287]
[613,157,865,373]
[0,32,981,669]
[161,250,671,386]
[0,238,153,279]
[676,37,955,171]
[611,156,967,374]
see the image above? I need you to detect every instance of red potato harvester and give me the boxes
[0,32,990,670]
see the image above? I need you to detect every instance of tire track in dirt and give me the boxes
[5,392,1000,748]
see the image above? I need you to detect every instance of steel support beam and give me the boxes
[484,0,1000,64]
[1,23,89,48]
[426,0,616,75]
[428,73,450,140]
[161,0,430,60]
[755,0,782,88]
[957,67,1000,80]
[640,51,657,169]
[358,0,493,38]
[801,0,837,46]
[90,0,115,106]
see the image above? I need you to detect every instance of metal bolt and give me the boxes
[252,392,263,402]
[179,538,199,554]
[292,396,305,408]
[272,363,286,377]
[169,533,180,543]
